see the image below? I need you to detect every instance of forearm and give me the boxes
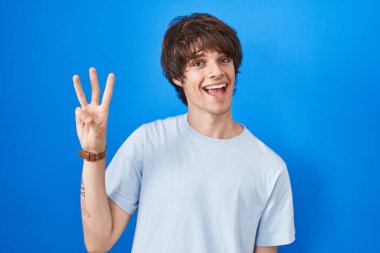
[81,159,112,252]
[254,246,278,253]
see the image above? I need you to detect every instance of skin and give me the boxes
[254,246,278,253]
[74,68,131,252]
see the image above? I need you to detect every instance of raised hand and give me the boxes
[73,67,115,153]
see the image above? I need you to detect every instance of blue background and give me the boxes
[0,0,379,252]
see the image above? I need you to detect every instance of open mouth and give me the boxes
[203,83,227,97]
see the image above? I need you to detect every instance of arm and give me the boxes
[80,159,132,252]
[254,246,278,253]
[74,67,131,252]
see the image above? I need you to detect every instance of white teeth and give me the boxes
[204,84,227,90]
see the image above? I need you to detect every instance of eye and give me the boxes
[220,57,231,64]
[192,61,204,67]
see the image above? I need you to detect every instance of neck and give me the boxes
[187,108,243,139]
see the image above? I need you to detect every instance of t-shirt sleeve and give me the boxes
[255,165,296,246]
[105,124,146,216]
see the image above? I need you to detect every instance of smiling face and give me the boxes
[173,50,235,117]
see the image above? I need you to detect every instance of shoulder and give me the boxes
[114,114,183,158]
[243,127,287,175]
[121,114,185,148]
[144,113,183,129]
[141,113,184,137]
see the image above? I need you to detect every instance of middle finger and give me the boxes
[89,67,100,105]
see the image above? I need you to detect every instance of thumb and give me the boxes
[75,107,93,125]
[75,107,83,125]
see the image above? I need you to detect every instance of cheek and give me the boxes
[229,67,236,79]
[187,76,204,92]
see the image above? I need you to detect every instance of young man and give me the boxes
[73,13,295,253]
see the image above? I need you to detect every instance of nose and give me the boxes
[207,61,224,79]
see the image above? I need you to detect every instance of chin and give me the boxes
[207,104,231,116]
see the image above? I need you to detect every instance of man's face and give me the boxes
[173,50,236,116]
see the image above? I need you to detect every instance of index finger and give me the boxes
[73,75,88,107]
[101,73,115,109]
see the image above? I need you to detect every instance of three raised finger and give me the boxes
[73,75,88,108]
[102,73,115,110]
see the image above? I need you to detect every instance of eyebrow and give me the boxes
[190,52,227,60]
[191,53,205,60]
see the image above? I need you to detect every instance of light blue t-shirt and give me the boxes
[106,113,295,252]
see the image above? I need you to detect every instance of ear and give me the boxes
[173,79,183,87]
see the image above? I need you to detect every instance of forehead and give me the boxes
[187,37,229,58]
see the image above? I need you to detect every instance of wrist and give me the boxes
[79,145,107,162]
[82,140,106,153]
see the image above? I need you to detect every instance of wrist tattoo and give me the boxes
[81,179,91,218]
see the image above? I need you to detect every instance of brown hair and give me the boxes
[161,13,243,106]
